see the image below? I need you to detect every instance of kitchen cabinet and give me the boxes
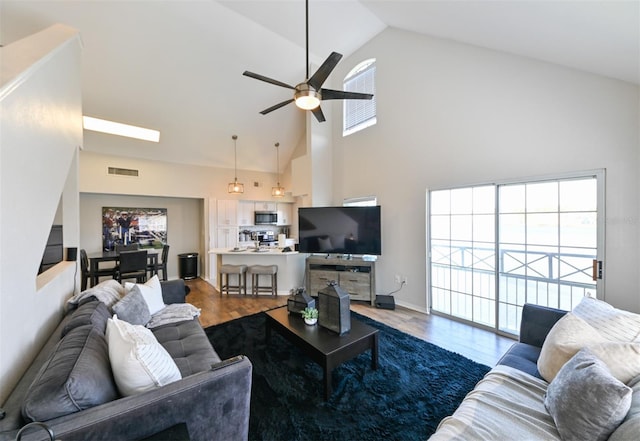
[255,201,276,212]
[217,200,238,226]
[276,203,293,225]
[217,227,238,249]
[238,201,255,226]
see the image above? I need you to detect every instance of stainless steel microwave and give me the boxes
[255,211,277,225]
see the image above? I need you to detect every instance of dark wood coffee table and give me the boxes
[265,306,379,400]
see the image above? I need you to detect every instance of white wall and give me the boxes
[330,28,640,313]
[80,193,202,279]
[0,25,82,404]
[79,151,295,280]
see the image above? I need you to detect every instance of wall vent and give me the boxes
[108,167,139,177]
[253,181,261,187]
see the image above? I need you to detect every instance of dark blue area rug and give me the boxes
[205,311,490,441]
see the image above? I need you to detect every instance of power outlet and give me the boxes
[402,276,408,285]
[394,274,401,284]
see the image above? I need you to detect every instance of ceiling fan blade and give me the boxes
[307,52,342,90]
[311,106,326,123]
[321,88,374,101]
[260,99,295,115]
[243,71,296,90]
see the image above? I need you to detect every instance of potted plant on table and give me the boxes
[301,307,319,325]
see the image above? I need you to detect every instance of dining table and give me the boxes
[87,249,158,287]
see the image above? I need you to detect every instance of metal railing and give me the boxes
[431,244,596,333]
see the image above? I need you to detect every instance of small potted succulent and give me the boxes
[301,307,319,326]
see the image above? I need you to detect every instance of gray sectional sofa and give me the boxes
[0,279,252,441]
[429,302,640,440]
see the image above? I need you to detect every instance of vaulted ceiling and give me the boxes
[2,1,638,174]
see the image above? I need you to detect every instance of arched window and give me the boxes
[343,58,376,136]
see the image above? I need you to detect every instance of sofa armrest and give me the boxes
[20,356,252,441]
[160,279,189,304]
[519,303,567,348]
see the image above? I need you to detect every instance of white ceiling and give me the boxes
[2,1,638,173]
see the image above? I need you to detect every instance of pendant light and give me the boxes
[272,142,285,197]
[228,135,244,194]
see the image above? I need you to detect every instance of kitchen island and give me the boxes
[208,247,307,296]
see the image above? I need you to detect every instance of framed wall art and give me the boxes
[102,207,167,251]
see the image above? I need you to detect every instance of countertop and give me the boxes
[208,247,300,256]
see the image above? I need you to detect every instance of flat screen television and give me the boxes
[298,206,381,255]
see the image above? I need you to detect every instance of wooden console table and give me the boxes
[305,256,376,305]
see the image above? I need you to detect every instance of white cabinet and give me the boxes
[217,200,238,226]
[217,227,238,249]
[238,201,255,226]
[255,201,276,212]
[277,203,293,225]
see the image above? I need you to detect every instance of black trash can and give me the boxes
[178,253,198,280]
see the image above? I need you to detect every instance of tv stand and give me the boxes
[305,256,375,305]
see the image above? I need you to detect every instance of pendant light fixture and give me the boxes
[228,135,244,194]
[272,142,285,197]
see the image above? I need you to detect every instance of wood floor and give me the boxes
[185,278,515,367]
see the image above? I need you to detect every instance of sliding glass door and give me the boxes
[429,172,603,335]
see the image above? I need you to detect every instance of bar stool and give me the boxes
[247,265,278,296]
[219,264,247,295]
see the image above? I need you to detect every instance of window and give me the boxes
[428,172,604,335]
[343,59,376,136]
[344,196,377,207]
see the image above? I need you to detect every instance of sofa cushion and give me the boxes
[106,315,181,396]
[22,325,118,422]
[538,313,640,383]
[429,365,561,441]
[609,375,640,441]
[112,284,151,326]
[544,348,632,441]
[152,319,220,377]
[61,299,111,337]
[496,342,542,378]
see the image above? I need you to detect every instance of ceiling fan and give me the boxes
[242,0,373,123]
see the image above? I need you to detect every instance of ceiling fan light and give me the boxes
[294,88,321,110]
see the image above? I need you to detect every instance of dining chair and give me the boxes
[115,250,148,283]
[115,243,140,252]
[80,249,116,290]
[148,244,170,281]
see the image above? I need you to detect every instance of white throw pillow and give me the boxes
[589,342,640,385]
[125,275,165,315]
[106,315,181,396]
[538,313,607,382]
[572,296,640,342]
[538,313,640,383]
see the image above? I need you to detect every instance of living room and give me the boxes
[1,1,639,439]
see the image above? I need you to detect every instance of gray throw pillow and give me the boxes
[544,348,632,441]
[112,285,151,326]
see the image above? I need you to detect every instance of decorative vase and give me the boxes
[304,317,317,326]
